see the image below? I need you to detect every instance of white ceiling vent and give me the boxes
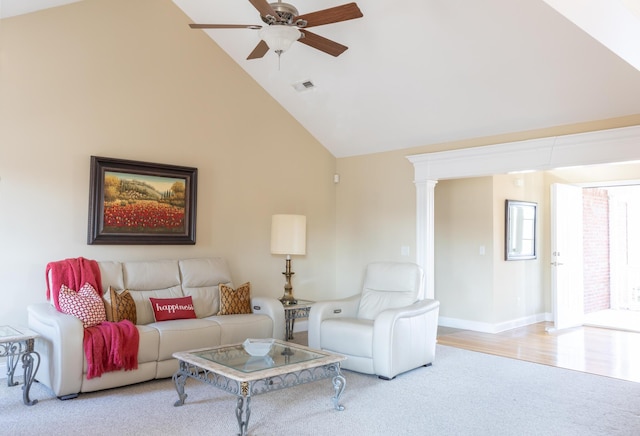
[292,80,315,92]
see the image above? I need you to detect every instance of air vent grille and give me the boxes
[292,80,315,92]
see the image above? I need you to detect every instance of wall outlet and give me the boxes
[401,246,410,256]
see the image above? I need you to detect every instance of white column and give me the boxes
[415,179,437,299]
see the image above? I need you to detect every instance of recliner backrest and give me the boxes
[356,262,424,320]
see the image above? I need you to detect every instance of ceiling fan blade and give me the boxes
[190,24,262,29]
[296,2,363,28]
[299,30,348,57]
[248,0,278,20]
[247,40,270,60]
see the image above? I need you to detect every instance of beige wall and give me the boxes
[0,0,337,326]
[2,0,640,331]
[434,177,494,322]
[492,172,546,324]
[334,153,417,297]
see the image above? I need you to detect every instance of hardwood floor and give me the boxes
[296,321,640,383]
[437,321,640,383]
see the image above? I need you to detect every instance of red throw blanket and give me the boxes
[46,257,102,311]
[84,320,139,379]
[45,257,139,378]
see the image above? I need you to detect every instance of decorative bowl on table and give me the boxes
[242,338,274,356]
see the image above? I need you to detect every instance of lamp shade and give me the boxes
[259,25,301,53]
[271,214,306,255]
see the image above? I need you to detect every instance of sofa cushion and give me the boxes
[150,296,197,322]
[123,260,181,290]
[83,324,159,371]
[180,258,233,318]
[320,318,374,358]
[182,286,221,318]
[128,285,184,325]
[209,314,274,344]
[104,287,137,324]
[219,282,252,315]
[357,262,422,320]
[98,261,124,296]
[59,283,107,328]
[149,318,221,361]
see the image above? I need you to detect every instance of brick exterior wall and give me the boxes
[583,188,611,313]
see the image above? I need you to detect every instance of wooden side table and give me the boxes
[0,325,40,405]
[281,300,314,341]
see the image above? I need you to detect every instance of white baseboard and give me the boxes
[439,312,552,333]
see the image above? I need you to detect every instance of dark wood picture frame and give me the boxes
[88,156,197,245]
[505,199,537,260]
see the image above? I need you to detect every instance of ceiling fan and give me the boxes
[189,0,363,60]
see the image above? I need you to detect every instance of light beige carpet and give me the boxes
[2,344,639,435]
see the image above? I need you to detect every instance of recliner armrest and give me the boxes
[372,298,440,376]
[308,294,361,349]
[374,298,440,326]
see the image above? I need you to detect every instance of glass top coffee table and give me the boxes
[173,339,346,436]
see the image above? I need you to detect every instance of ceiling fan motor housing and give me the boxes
[261,2,299,25]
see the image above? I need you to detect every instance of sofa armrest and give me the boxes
[308,294,361,349]
[27,303,85,398]
[251,297,286,341]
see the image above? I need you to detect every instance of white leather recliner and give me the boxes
[308,262,440,380]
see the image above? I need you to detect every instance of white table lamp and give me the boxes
[271,214,306,305]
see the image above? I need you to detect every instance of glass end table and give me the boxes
[0,325,40,405]
[281,299,314,340]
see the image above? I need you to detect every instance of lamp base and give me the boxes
[279,295,298,306]
[279,257,297,306]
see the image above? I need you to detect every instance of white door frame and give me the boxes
[407,125,640,299]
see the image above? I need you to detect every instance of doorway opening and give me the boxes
[582,184,640,333]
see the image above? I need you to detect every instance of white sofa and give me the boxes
[27,257,285,399]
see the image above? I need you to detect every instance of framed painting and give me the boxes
[88,156,197,245]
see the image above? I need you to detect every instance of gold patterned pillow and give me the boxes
[109,287,137,324]
[218,282,252,315]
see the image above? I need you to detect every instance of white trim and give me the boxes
[408,124,640,330]
[415,180,437,299]
[439,313,552,334]
[407,125,640,182]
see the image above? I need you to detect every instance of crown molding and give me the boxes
[407,125,640,181]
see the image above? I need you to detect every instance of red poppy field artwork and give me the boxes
[102,172,186,234]
[87,156,197,245]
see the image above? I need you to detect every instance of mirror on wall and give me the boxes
[505,199,537,261]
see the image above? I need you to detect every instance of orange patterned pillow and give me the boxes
[59,282,106,328]
[109,287,137,324]
[218,282,252,315]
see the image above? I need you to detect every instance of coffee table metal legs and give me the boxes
[173,360,346,435]
[173,370,188,406]
[332,372,346,411]
[235,395,251,436]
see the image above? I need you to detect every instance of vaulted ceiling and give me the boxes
[4,0,640,158]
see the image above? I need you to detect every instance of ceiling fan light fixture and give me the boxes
[259,25,301,53]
